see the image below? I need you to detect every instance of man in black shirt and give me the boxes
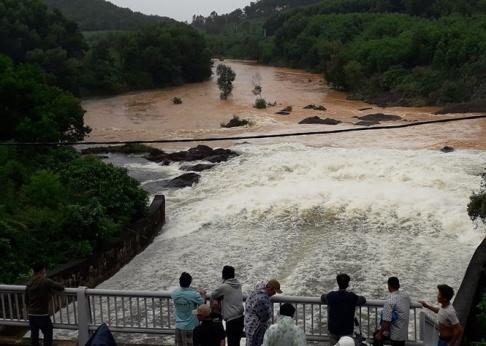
[321,273,366,345]
[193,304,225,346]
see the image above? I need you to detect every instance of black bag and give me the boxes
[85,323,117,346]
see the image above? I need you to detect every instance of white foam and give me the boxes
[101,144,486,303]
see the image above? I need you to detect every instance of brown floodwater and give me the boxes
[83,60,486,150]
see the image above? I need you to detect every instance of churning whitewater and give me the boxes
[100,143,486,302]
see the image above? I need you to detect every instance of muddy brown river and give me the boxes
[83,60,486,151]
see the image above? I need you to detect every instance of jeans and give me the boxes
[29,315,53,346]
[226,316,244,346]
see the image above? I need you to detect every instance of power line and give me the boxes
[1,114,485,147]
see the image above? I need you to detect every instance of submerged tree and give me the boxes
[252,72,262,97]
[216,64,236,100]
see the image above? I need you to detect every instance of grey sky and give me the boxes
[107,0,252,22]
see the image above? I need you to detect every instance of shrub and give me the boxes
[254,98,267,109]
[173,96,183,104]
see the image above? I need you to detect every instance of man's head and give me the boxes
[336,273,350,290]
[437,284,454,305]
[266,279,282,297]
[179,272,192,288]
[387,277,400,292]
[32,263,46,276]
[279,303,296,318]
[222,265,235,280]
[193,304,211,321]
[335,336,355,346]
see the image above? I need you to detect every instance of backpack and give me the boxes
[85,323,117,346]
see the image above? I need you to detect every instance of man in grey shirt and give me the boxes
[211,265,244,346]
[25,263,65,346]
[374,277,410,346]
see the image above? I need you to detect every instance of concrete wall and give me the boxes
[48,195,165,288]
[454,237,486,344]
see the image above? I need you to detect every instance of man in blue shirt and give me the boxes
[171,272,206,346]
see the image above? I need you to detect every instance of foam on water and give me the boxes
[101,144,486,303]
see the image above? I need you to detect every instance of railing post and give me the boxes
[419,311,425,342]
[77,287,90,346]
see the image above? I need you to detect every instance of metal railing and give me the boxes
[0,285,433,345]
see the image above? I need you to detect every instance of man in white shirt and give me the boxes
[374,277,411,346]
[419,284,463,346]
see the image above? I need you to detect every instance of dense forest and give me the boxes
[81,24,212,95]
[0,0,212,283]
[195,0,486,105]
[43,0,173,31]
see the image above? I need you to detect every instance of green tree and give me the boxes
[0,55,89,142]
[216,64,236,100]
[0,0,86,94]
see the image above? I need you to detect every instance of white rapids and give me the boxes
[101,143,486,303]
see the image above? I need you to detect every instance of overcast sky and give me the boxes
[108,0,252,22]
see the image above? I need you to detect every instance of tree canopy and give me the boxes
[0,0,86,94]
[195,0,486,106]
[43,0,174,31]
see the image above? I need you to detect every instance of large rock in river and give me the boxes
[299,116,341,125]
[167,173,200,188]
[357,113,402,122]
[147,145,238,163]
[181,164,215,172]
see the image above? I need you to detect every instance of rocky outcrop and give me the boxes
[146,145,238,164]
[299,116,341,125]
[221,116,249,128]
[304,104,326,111]
[355,120,380,126]
[82,143,163,155]
[440,146,455,153]
[357,113,402,122]
[181,164,215,172]
[167,173,200,188]
[276,106,293,115]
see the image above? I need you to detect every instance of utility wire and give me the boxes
[1,114,485,147]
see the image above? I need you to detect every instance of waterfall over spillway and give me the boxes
[100,144,486,302]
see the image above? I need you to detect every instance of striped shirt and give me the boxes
[382,290,411,341]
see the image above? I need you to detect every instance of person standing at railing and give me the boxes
[419,284,464,346]
[171,272,206,346]
[211,265,244,346]
[262,303,306,346]
[193,304,226,346]
[374,277,410,346]
[244,279,282,346]
[25,263,64,346]
[321,273,366,345]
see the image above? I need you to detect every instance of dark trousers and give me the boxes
[226,316,244,346]
[29,315,53,346]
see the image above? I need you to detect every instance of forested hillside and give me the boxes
[43,0,173,31]
[0,0,212,283]
[196,0,486,106]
